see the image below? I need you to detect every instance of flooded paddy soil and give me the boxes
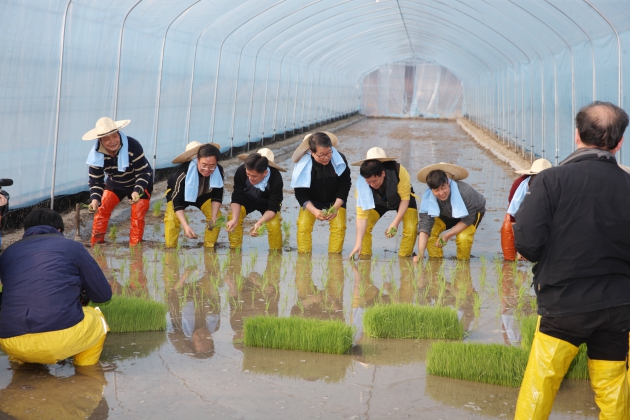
[0,118,598,419]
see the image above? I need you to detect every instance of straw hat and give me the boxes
[350,147,398,166]
[238,148,287,172]
[515,158,552,175]
[417,162,469,183]
[172,141,221,164]
[291,132,339,163]
[82,117,130,140]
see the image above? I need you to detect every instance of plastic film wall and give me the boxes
[361,60,463,118]
[3,0,630,208]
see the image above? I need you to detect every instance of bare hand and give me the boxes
[348,244,362,261]
[130,191,140,203]
[250,221,262,237]
[88,199,100,213]
[225,218,238,232]
[312,209,327,221]
[326,209,338,221]
[436,234,449,248]
[385,223,399,238]
[183,225,198,239]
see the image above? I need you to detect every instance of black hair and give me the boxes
[426,170,449,190]
[359,160,384,178]
[23,208,64,232]
[575,101,629,150]
[308,132,333,153]
[244,153,269,173]
[198,144,221,160]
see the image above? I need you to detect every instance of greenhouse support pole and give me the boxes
[541,61,545,160]
[152,1,201,179]
[554,58,559,165]
[113,0,143,120]
[521,66,525,157]
[282,64,294,138]
[50,0,73,210]
[291,68,301,133]
[185,26,214,148]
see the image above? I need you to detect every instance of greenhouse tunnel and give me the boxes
[2,0,630,210]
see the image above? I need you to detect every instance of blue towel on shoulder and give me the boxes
[419,179,468,218]
[507,177,530,216]
[184,158,224,203]
[290,147,346,188]
[85,131,129,171]
[356,176,375,210]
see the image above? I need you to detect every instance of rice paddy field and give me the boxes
[0,118,600,419]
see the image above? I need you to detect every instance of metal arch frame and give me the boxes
[151,0,201,178]
[113,0,144,119]
[226,0,323,152]
[208,0,288,146]
[50,0,73,210]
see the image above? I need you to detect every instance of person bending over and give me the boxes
[415,163,486,261]
[164,142,224,248]
[291,132,351,254]
[348,147,418,260]
[225,148,285,251]
[0,209,112,365]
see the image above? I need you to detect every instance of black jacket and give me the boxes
[294,153,351,208]
[514,148,630,317]
[231,165,283,213]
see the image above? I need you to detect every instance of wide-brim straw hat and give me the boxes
[238,148,287,172]
[350,147,398,166]
[291,132,339,163]
[515,158,552,175]
[417,162,469,183]
[172,141,221,164]
[82,117,130,140]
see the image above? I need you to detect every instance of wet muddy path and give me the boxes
[0,119,598,419]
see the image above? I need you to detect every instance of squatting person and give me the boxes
[225,148,285,251]
[164,142,225,248]
[290,132,351,254]
[415,162,486,261]
[514,101,630,419]
[500,158,551,261]
[83,117,153,246]
[348,147,418,260]
[0,209,112,365]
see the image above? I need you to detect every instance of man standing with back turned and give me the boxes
[514,101,630,419]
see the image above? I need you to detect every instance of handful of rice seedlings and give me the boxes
[438,236,447,246]
[386,227,397,238]
[321,206,337,217]
[253,223,268,236]
[207,215,227,230]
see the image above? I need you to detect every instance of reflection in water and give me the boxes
[0,364,108,419]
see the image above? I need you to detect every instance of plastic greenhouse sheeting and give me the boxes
[361,60,462,118]
[2,0,630,209]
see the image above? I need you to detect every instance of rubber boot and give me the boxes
[164,201,181,248]
[228,206,247,249]
[426,217,447,258]
[588,359,630,419]
[328,207,347,254]
[200,199,221,248]
[501,213,517,261]
[297,207,316,253]
[129,197,150,246]
[515,331,579,419]
[267,211,283,251]
[91,191,120,245]
[359,209,381,259]
[399,207,418,257]
[455,224,477,260]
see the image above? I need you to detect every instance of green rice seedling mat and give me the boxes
[363,304,464,340]
[91,295,167,333]
[243,316,353,355]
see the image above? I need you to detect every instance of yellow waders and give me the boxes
[360,207,418,258]
[296,207,347,254]
[426,217,478,260]
[0,306,108,366]
[588,359,629,419]
[164,200,222,248]
[515,317,579,419]
[228,206,283,251]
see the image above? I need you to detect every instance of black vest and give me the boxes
[372,162,401,210]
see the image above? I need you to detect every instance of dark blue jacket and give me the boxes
[0,226,112,338]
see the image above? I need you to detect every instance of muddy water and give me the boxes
[0,119,598,419]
